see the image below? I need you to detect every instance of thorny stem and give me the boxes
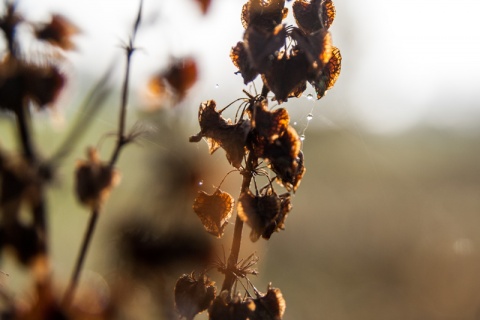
[63,7,140,304]
[221,152,257,293]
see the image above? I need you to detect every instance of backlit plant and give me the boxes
[179,0,342,319]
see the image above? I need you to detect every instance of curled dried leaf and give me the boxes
[74,147,120,210]
[193,189,234,238]
[175,272,216,319]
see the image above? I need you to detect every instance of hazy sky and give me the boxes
[12,0,480,133]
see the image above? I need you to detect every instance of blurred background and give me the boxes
[1,0,480,319]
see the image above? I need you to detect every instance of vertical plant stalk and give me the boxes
[15,104,49,260]
[62,28,138,306]
[221,151,257,293]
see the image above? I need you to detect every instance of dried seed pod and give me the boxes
[193,189,234,238]
[241,0,287,32]
[238,189,292,241]
[34,14,80,50]
[190,100,251,168]
[253,286,286,320]
[293,0,336,34]
[175,272,216,319]
[311,45,342,99]
[74,147,120,210]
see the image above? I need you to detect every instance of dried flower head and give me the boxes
[209,285,286,320]
[237,188,292,241]
[193,189,234,238]
[175,272,216,319]
[74,147,120,210]
[292,0,336,34]
[34,14,80,50]
[189,100,251,168]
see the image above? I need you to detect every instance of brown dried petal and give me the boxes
[237,189,282,241]
[175,272,216,319]
[193,189,234,238]
[241,0,287,32]
[311,46,341,99]
[74,148,120,209]
[293,0,336,34]
[260,126,305,191]
[230,41,258,84]
[261,53,309,103]
[244,24,287,74]
[253,286,286,320]
[35,14,80,50]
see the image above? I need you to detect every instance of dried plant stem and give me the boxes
[221,152,257,293]
[61,208,98,306]
[15,105,49,257]
[62,44,135,306]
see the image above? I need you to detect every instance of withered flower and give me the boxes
[231,0,341,101]
[241,0,288,32]
[209,285,286,320]
[0,57,65,112]
[292,0,336,34]
[175,272,216,320]
[149,57,198,103]
[189,100,251,168]
[34,14,80,50]
[193,189,234,238]
[74,147,120,210]
[237,188,292,241]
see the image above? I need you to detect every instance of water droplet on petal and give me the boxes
[300,134,305,141]
[307,94,313,100]
[307,113,313,121]
[198,180,204,186]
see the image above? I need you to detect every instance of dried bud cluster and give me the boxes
[231,0,341,102]
[175,272,216,319]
